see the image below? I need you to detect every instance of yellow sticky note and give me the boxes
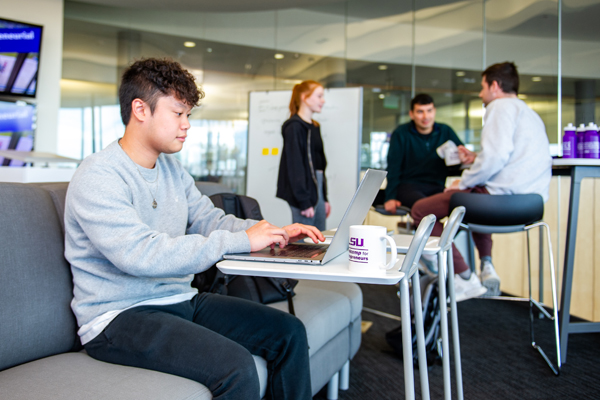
[262,148,269,155]
[271,148,279,156]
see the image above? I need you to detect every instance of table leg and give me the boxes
[559,167,582,363]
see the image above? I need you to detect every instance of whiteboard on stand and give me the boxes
[247,87,363,229]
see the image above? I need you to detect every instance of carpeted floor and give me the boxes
[314,282,600,399]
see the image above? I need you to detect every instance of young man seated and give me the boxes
[384,93,464,213]
[411,62,551,301]
[64,57,323,400]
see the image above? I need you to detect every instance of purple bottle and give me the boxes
[562,123,577,158]
[576,124,586,158]
[584,123,599,159]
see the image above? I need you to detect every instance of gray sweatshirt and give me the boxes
[459,98,552,202]
[65,140,256,343]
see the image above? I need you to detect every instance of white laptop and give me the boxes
[223,169,386,265]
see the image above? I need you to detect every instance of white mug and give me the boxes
[348,225,398,275]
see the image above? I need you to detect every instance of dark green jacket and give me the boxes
[385,121,463,202]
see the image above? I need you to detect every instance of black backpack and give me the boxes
[385,273,442,366]
[191,192,299,314]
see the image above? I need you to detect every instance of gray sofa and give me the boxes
[0,181,362,399]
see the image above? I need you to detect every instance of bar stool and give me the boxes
[449,192,561,375]
[372,189,414,234]
[374,205,413,233]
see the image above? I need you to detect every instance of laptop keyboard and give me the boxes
[273,244,328,259]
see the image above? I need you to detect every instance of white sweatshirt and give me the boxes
[459,98,552,202]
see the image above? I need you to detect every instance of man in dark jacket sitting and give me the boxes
[384,93,465,213]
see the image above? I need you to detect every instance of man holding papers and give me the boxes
[411,62,552,301]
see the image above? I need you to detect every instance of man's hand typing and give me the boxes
[246,220,290,251]
[283,223,325,245]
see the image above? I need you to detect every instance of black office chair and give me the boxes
[209,192,263,220]
[449,192,561,375]
[372,189,413,233]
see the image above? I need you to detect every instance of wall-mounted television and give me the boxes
[0,17,43,98]
[0,100,35,166]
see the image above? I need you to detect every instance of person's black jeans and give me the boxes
[396,182,445,208]
[84,293,312,400]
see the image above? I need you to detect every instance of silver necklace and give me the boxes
[136,163,159,209]
[119,140,159,209]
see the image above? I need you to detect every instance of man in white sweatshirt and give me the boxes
[411,62,552,301]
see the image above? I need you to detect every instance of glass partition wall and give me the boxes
[59,0,600,193]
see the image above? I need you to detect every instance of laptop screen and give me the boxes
[321,168,386,263]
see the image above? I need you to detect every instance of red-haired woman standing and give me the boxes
[276,80,330,231]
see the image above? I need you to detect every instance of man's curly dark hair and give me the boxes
[119,58,204,125]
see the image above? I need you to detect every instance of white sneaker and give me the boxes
[420,253,438,275]
[454,273,487,302]
[480,261,501,297]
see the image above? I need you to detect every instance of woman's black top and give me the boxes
[276,114,328,210]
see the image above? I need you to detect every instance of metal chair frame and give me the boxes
[398,213,436,400]
[435,206,467,400]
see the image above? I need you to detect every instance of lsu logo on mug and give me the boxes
[349,237,364,247]
[348,225,397,275]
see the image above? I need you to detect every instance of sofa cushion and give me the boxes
[0,183,78,371]
[296,280,363,359]
[32,182,69,234]
[297,280,362,322]
[0,352,211,400]
[34,182,232,229]
[268,281,351,358]
[308,328,350,396]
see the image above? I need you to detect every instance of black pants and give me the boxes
[396,182,445,208]
[84,293,312,400]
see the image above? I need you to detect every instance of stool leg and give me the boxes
[527,230,536,346]
[447,251,464,400]
[437,251,451,400]
[412,273,431,400]
[525,222,561,375]
[399,277,416,400]
[538,225,544,308]
[466,228,476,273]
[542,222,562,374]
